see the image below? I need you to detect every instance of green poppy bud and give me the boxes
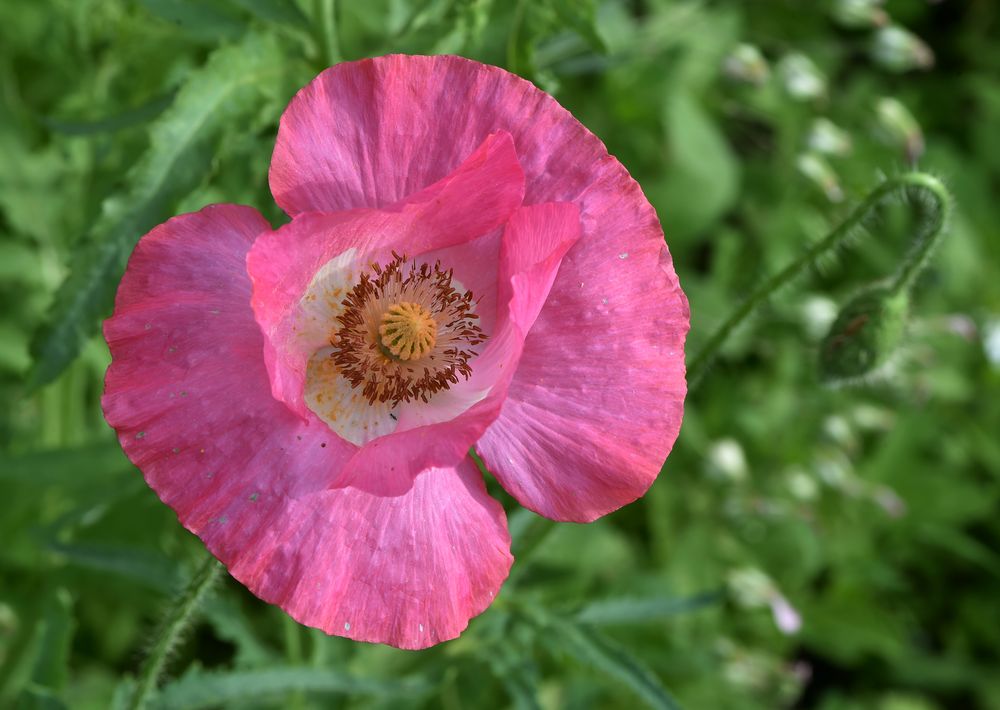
[777,53,827,101]
[723,44,770,86]
[807,118,853,157]
[797,152,844,202]
[819,285,909,381]
[875,97,924,163]
[871,25,934,73]
[831,0,888,28]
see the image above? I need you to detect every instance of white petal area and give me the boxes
[299,245,493,443]
[394,382,491,429]
[304,346,398,445]
[298,248,399,446]
[293,248,358,351]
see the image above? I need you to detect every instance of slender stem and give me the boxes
[129,552,222,710]
[314,0,341,67]
[686,172,951,388]
[887,174,951,294]
[282,614,306,708]
[506,0,527,74]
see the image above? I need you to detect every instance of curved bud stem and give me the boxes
[887,173,951,294]
[128,552,222,710]
[687,171,952,388]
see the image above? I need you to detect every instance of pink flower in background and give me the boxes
[102,55,689,649]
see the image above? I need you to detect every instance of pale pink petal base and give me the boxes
[102,205,511,649]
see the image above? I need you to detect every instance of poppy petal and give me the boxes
[102,205,511,649]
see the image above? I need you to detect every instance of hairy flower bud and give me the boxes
[819,285,909,381]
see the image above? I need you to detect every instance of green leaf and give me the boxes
[0,591,74,707]
[483,645,542,710]
[15,686,68,710]
[28,33,289,388]
[574,590,723,625]
[524,606,683,710]
[0,444,132,485]
[505,508,556,585]
[549,0,606,53]
[138,0,247,41]
[226,0,309,28]
[30,590,75,693]
[47,541,184,593]
[151,667,431,710]
[40,92,176,136]
[201,598,277,667]
[656,90,740,240]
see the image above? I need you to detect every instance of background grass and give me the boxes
[2,0,999,708]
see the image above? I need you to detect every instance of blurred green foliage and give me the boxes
[2,0,999,708]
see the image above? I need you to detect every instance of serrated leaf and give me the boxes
[574,590,723,625]
[524,605,683,710]
[151,667,431,709]
[28,33,289,388]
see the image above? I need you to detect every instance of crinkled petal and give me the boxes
[102,205,512,649]
[271,55,612,213]
[478,242,688,522]
[268,55,688,521]
[248,131,524,419]
[235,460,512,650]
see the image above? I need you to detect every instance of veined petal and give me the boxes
[270,55,608,213]
[236,460,512,650]
[478,238,689,523]
[102,206,511,649]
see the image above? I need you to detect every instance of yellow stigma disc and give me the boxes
[378,302,437,361]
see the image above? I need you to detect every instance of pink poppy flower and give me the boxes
[102,55,688,650]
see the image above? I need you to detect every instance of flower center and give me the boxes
[330,253,485,406]
[379,302,437,361]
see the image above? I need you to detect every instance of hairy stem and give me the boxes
[687,171,951,388]
[128,552,222,710]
